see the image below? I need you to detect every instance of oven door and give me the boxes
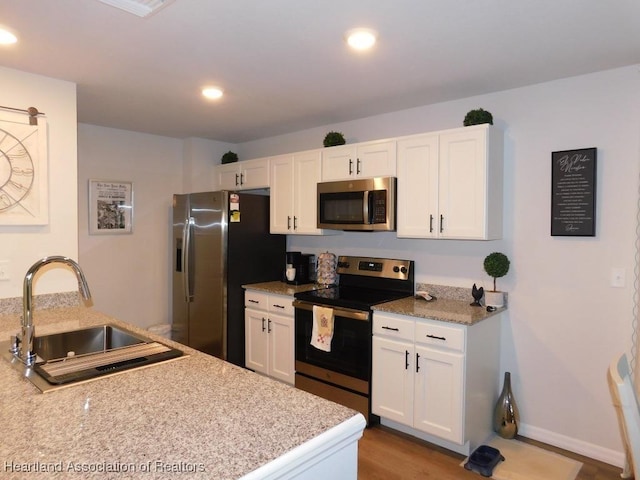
[293,300,371,382]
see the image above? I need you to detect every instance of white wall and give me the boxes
[182,137,236,192]
[77,125,183,327]
[77,128,236,327]
[0,67,80,298]
[240,66,640,465]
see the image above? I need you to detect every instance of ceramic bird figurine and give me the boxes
[471,283,484,307]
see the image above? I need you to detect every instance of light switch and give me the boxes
[611,268,626,288]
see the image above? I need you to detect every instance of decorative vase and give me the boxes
[493,371,520,439]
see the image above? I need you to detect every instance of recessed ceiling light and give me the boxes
[0,28,17,45]
[345,28,377,51]
[202,87,224,100]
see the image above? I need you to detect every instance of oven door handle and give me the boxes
[293,300,370,321]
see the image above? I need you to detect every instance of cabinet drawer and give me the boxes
[415,320,465,353]
[373,313,414,342]
[267,294,294,317]
[245,290,269,310]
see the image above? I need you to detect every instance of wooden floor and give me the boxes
[358,425,623,480]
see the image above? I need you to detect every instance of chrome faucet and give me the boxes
[14,256,92,365]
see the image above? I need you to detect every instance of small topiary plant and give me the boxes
[463,108,494,126]
[323,131,346,147]
[221,151,238,164]
[483,252,510,292]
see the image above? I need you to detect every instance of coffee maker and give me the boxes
[285,251,314,285]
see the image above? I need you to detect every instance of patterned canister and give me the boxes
[316,251,338,286]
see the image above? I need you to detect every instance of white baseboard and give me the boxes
[518,422,625,468]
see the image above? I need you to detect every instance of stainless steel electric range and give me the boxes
[293,256,414,423]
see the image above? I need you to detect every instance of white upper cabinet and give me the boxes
[321,140,396,181]
[397,125,503,240]
[397,134,439,238]
[270,150,337,235]
[214,157,270,191]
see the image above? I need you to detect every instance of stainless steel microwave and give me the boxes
[317,177,396,231]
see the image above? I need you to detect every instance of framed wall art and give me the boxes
[0,115,48,225]
[89,180,134,235]
[551,147,597,237]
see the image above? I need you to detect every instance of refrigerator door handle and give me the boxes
[183,216,195,302]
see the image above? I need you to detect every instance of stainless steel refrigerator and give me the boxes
[172,191,285,367]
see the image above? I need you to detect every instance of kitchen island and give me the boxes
[0,305,365,479]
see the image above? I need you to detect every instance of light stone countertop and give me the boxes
[244,281,505,326]
[372,296,505,325]
[242,281,320,296]
[0,306,359,479]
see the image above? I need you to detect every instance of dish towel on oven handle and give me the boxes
[311,305,335,352]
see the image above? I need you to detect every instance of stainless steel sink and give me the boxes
[34,324,145,361]
[2,324,185,392]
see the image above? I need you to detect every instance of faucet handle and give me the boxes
[9,334,19,354]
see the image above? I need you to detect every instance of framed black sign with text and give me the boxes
[551,147,597,237]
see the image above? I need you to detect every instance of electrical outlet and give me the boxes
[611,268,626,288]
[0,261,9,281]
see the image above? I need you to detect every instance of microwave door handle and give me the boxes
[363,190,371,225]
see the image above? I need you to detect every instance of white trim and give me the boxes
[518,422,625,468]
[240,414,366,480]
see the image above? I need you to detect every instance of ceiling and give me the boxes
[1,1,639,144]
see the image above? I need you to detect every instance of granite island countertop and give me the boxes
[0,306,362,479]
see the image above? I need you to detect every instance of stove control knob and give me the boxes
[400,266,408,274]
[393,266,400,273]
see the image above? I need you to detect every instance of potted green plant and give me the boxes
[483,252,510,307]
[323,131,346,147]
[221,151,238,164]
[463,108,494,126]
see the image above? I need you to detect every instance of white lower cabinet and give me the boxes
[245,290,295,385]
[372,311,500,455]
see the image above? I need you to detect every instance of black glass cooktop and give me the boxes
[295,286,411,311]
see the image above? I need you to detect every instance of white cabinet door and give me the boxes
[270,150,335,235]
[397,134,439,238]
[292,150,323,234]
[216,163,244,190]
[270,155,294,234]
[268,312,295,384]
[438,128,487,239]
[413,345,464,443]
[321,141,396,181]
[396,125,503,240]
[357,141,396,178]
[215,158,270,190]
[241,157,270,190]
[245,308,268,375]
[245,291,295,385]
[321,145,356,181]
[372,336,414,425]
